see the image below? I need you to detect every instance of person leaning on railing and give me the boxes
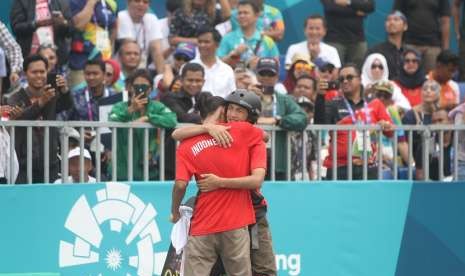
[109,69,177,181]
[402,79,441,180]
[7,54,72,184]
[314,64,394,180]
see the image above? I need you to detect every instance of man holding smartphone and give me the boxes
[7,54,72,184]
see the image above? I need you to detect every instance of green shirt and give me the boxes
[109,100,177,180]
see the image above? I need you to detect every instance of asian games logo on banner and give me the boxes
[58,182,167,275]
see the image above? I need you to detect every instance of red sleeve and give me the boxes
[250,141,267,171]
[175,148,194,181]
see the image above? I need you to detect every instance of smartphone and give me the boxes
[47,73,58,90]
[327,81,339,90]
[263,86,274,94]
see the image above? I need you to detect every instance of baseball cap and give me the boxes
[174,42,196,60]
[68,147,92,160]
[373,81,394,95]
[313,57,335,71]
[256,57,279,74]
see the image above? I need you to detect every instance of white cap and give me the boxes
[68,147,92,160]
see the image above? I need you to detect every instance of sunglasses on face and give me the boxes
[258,70,277,77]
[404,58,419,64]
[371,64,384,70]
[338,74,357,82]
[294,63,313,72]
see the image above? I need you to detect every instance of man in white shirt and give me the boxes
[285,14,341,71]
[54,147,96,184]
[193,28,236,98]
[117,0,164,71]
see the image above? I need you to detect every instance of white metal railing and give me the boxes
[1,121,464,184]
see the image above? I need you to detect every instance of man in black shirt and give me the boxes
[366,11,407,80]
[393,0,451,73]
[321,0,375,68]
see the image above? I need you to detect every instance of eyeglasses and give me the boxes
[294,63,313,72]
[371,64,384,70]
[258,70,277,77]
[404,58,419,64]
[338,74,358,82]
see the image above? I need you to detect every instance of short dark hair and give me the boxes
[340,63,361,76]
[23,54,48,72]
[196,92,225,120]
[304,14,327,29]
[436,50,460,66]
[238,0,260,14]
[197,28,222,45]
[85,59,106,72]
[119,39,140,56]
[125,69,154,88]
[296,75,317,91]
[181,62,205,78]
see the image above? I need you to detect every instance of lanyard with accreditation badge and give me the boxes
[342,96,374,155]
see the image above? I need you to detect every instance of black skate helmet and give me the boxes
[225,89,262,124]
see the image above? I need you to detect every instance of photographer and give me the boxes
[109,69,177,181]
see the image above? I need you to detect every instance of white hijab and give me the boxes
[361,53,389,87]
[361,53,411,110]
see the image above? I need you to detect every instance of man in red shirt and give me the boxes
[171,91,267,276]
[314,64,394,180]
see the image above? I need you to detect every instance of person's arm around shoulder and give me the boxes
[172,123,233,147]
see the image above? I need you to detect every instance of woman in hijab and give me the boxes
[394,48,426,107]
[361,53,411,110]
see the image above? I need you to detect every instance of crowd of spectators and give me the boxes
[0,0,465,184]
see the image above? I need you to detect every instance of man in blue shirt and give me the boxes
[218,0,279,69]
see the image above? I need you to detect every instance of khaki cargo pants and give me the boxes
[184,226,251,276]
